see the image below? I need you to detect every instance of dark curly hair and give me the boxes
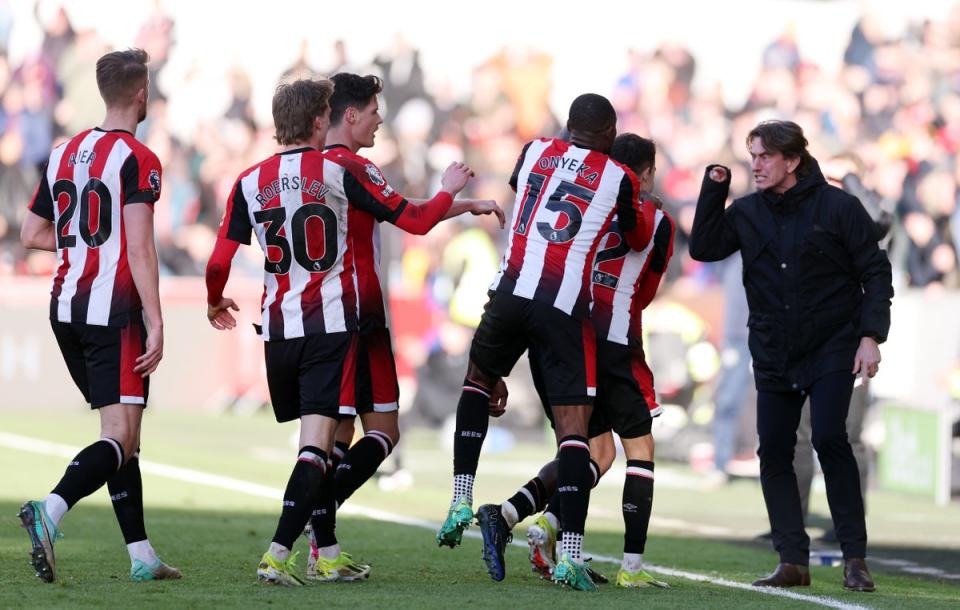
[329,73,384,126]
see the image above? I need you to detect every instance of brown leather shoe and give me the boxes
[843,558,876,592]
[752,563,811,587]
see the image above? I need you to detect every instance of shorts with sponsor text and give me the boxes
[470,290,596,406]
[51,318,149,409]
[339,327,400,417]
[264,331,353,423]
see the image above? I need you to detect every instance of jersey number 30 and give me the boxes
[254,203,338,275]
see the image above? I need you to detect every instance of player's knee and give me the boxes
[590,434,616,474]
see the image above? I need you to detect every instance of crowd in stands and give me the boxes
[2,3,959,352]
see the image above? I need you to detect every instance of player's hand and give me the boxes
[208,297,239,331]
[134,323,163,377]
[488,378,508,417]
[470,199,506,229]
[852,336,881,383]
[708,165,729,183]
[645,193,665,210]
[441,162,475,196]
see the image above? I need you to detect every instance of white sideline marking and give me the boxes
[1,432,869,609]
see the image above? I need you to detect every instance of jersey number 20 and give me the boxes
[53,178,112,249]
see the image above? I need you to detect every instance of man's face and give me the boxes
[749,137,798,193]
[352,97,383,149]
[136,77,149,123]
[638,163,656,192]
[315,106,331,147]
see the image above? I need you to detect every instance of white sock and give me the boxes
[500,501,519,530]
[622,552,643,572]
[544,511,559,532]
[452,474,474,507]
[43,494,68,527]
[127,540,159,565]
[318,543,340,560]
[268,542,290,561]
[560,531,584,563]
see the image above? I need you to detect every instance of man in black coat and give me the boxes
[690,120,893,592]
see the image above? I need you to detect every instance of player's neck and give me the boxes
[99,108,139,136]
[325,126,359,153]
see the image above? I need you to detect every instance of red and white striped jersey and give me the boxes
[490,138,654,319]
[219,147,406,341]
[28,128,162,327]
[322,145,407,333]
[592,207,676,345]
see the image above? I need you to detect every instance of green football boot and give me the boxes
[552,553,598,592]
[436,496,473,548]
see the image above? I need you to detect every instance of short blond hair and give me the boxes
[96,48,149,106]
[273,79,334,145]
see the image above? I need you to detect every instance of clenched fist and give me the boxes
[709,166,728,183]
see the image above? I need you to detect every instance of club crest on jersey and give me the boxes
[365,164,386,186]
[148,169,161,195]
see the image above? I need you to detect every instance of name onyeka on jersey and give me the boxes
[536,155,599,184]
[253,175,330,206]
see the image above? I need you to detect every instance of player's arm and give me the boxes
[21,166,56,251]
[124,203,163,376]
[635,212,676,310]
[404,198,506,229]
[122,153,164,377]
[689,164,740,261]
[21,210,56,251]
[616,170,654,252]
[206,183,251,330]
[391,162,476,235]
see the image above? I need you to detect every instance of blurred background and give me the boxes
[1,0,958,509]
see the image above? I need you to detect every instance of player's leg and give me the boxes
[94,318,180,581]
[306,417,353,580]
[752,386,810,588]
[599,340,668,588]
[19,323,128,583]
[536,312,598,591]
[336,330,400,505]
[257,334,345,586]
[438,292,525,548]
[808,370,873,592]
[476,347,556,580]
[616,433,668,588]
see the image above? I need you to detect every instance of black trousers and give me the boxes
[756,369,867,565]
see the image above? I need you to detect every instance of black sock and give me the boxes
[310,441,349,549]
[507,477,547,522]
[272,446,327,550]
[52,438,124,508]
[556,436,591,536]
[335,431,393,505]
[452,377,492,477]
[623,460,655,554]
[108,451,146,543]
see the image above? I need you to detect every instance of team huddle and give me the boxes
[17,46,888,594]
